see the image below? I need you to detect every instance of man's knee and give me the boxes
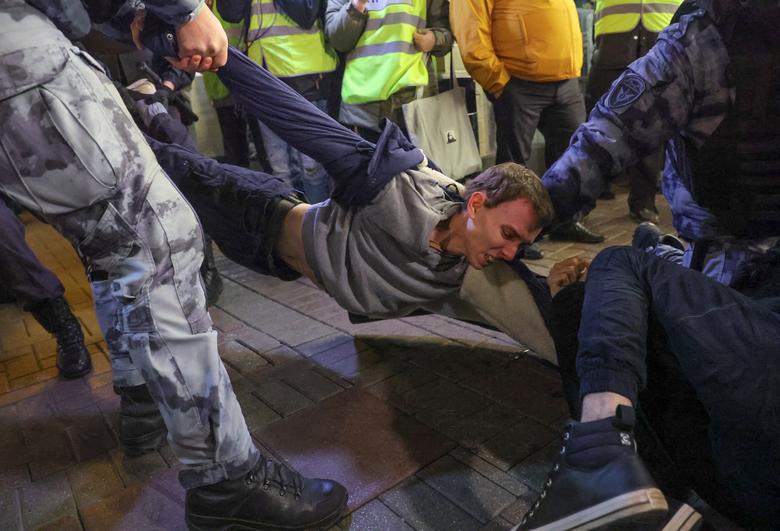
[590,245,645,274]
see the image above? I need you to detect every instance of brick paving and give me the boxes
[0,185,674,530]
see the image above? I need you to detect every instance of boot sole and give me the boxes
[514,488,668,531]
[662,503,702,531]
[57,359,93,379]
[185,496,348,531]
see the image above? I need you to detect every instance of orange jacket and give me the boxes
[450,0,583,97]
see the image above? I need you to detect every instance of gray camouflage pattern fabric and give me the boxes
[542,7,779,286]
[0,0,259,489]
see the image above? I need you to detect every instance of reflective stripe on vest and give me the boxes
[594,0,683,36]
[341,0,428,105]
[246,0,337,78]
[203,0,245,102]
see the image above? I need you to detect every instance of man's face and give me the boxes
[462,192,542,269]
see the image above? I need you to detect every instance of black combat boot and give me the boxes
[200,236,223,307]
[186,455,348,530]
[115,384,168,456]
[517,406,668,531]
[30,296,92,379]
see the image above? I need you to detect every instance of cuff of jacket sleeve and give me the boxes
[346,3,369,20]
[429,28,452,57]
[148,0,205,28]
[578,368,639,405]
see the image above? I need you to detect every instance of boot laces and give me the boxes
[245,456,304,499]
[521,426,571,526]
[58,322,85,351]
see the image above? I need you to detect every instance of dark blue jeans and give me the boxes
[574,246,780,528]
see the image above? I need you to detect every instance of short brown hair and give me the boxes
[464,163,555,229]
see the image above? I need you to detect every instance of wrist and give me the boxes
[350,0,368,13]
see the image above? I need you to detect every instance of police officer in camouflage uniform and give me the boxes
[0,1,346,529]
[514,0,780,529]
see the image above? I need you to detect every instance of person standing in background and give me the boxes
[451,0,607,249]
[325,0,453,142]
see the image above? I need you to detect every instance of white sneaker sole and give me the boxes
[662,503,703,531]
[513,488,668,531]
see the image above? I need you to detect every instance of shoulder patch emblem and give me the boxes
[606,73,647,109]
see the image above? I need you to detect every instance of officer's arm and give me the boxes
[542,29,698,222]
[26,0,91,41]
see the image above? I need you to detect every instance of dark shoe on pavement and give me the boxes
[30,295,92,379]
[632,222,664,251]
[549,222,606,244]
[519,243,545,260]
[599,187,616,200]
[632,223,685,253]
[517,405,668,531]
[186,455,348,530]
[116,384,167,456]
[630,207,660,224]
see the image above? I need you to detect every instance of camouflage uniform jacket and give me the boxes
[542,5,780,285]
[542,6,731,240]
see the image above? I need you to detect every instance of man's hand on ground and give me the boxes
[547,256,590,297]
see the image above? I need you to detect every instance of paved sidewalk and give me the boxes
[0,186,673,530]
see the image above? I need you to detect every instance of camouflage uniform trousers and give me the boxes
[0,1,259,489]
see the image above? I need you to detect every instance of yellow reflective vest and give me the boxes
[341,0,429,105]
[246,0,337,78]
[594,0,683,36]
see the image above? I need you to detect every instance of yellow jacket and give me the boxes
[450,0,583,97]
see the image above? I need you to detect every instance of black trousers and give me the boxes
[493,77,585,168]
[0,197,64,309]
[550,248,780,529]
[214,104,269,171]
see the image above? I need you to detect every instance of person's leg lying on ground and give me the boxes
[522,246,780,531]
[0,6,346,528]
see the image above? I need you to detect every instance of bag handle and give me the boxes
[415,50,458,100]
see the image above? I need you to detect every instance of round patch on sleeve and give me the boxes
[605,73,647,110]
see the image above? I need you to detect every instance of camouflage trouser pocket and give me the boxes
[0,48,130,216]
[77,203,135,277]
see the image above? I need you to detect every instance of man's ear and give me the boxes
[466,191,486,219]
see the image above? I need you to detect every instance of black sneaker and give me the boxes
[517,406,668,530]
[116,384,167,456]
[632,223,685,253]
[185,455,348,530]
[30,296,92,379]
[661,499,703,531]
[632,222,664,251]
